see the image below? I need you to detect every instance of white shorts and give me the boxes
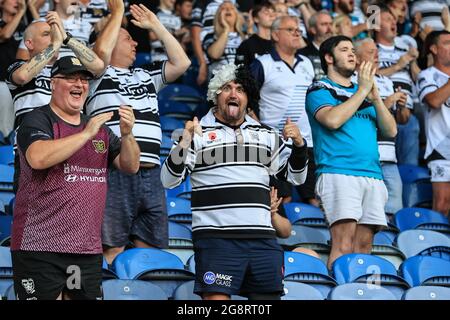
[315,173,388,227]
[428,160,450,183]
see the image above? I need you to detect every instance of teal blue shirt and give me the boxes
[305,77,382,180]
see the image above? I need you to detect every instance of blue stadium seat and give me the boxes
[172,280,201,300]
[396,229,450,260]
[0,215,13,244]
[112,248,195,299]
[112,248,187,279]
[133,53,151,67]
[282,281,324,300]
[0,164,14,186]
[284,251,337,298]
[160,135,174,157]
[400,256,450,287]
[398,164,432,208]
[5,284,15,300]
[394,207,450,233]
[328,283,397,300]
[159,101,193,120]
[102,279,168,300]
[0,145,14,166]
[278,225,330,247]
[402,286,450,300]
[332,253,409,299]
[167,197,192,225]
[158,84,204,105]
[374,231,396,246]
[168,221,192,241]
[283,202,326,225]
[186,254,195,273]
[160,116,185,135]
[165,175,192,200]
[0,247,13,297]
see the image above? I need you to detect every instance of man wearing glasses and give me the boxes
[161,64,309,300]
[250,15,317,207]
[11,56,140,300]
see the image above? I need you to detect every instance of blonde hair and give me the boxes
[213,2,245,39]
[332,14,353,37]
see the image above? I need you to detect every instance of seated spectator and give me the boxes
[203,0,244,78]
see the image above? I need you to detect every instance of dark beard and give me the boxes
[334,61,355,78]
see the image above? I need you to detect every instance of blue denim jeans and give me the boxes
[381,163,404,214]
[396,114,420,166]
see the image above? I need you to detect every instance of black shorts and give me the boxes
[12,250,102,300]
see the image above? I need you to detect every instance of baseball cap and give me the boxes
[51,56,94,78]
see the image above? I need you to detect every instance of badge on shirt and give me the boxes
[92,140,106,153]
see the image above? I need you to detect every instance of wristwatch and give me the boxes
[63,32,72,45]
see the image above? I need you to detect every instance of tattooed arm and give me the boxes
[11,22,63,85]
[46,11,105,76]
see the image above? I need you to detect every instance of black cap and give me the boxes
[51,56,94,78]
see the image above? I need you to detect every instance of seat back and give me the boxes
[400,256,450,287]
[402,286,450,300]
[173,280,201,300]
[397,229,450,259]
[328,283,397,300]
[282,281,324,300]
[102,279,168,300]
[394,207,450,232]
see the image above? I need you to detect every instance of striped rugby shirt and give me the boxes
[151,8,182,62]
[161,109,308,240]
[410,0,450,32]
[377,36,416,109]
[250,49,315,146]
[85,62,166,165]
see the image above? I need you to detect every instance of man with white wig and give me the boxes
[161,64,309,300]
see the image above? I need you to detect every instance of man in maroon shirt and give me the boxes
[11,56,140,300]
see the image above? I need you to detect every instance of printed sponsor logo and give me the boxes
[65,174,79,182]
[203,272,233,287]
[203,271,216,285]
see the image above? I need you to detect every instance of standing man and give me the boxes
[354,38,409,215]
[375,6,421,166]
[306,36,397,270]
[87,0,190,264]
[11,56,140,300]
[161,64,309,300]
[6,12,105,191]
[299,10,333,81]
[235,1,276,67]
[417,30,450,217]
[251,15,316,206]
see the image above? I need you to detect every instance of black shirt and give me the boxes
[0,18,26,81]
[299,42,325,81]
[235,34,273,67]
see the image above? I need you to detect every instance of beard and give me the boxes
[334,59,355,78]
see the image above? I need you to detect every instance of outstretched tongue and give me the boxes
[228,102,239,117]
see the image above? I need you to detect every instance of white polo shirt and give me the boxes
[250,49,315,146]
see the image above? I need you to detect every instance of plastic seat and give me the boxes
[374,231,396,246]
[165,176,192,200]
[372,230,405,270]
[158,84,204,105]
[186,254,195,273]
[172,280,201,300]
[5,283,15,300]
[332,253,409,299]
[284,251,336,298]
[160,135,174,156]
[394,207,450,233]
[397,229,450,259]
[0,164,14,187]
[167,197,192,224]
[133,53,151,67]
[102,257,117,280]
[282,281,324,300]
[402,286,450,300]
[160,116,185,135]
[328,283,397,300]
[168,221,192,241]
[0,145,14,166]
[398,164,432,207]
[400,256,450,287]
[159,101,193,120]
[283,202,326,226]
[0,247,13,297]
[112,248,187,280]
[102,279,168,300]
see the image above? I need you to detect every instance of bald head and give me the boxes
[23,21,53,56]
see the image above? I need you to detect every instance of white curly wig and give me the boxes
[207,64,239,105]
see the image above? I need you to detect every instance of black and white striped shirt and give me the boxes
[410,0,449,32]
[151,8,182,62]
[161,110,308,240]
[377,37,415,109]
[85,62,167,165]
[6,60,52,127]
